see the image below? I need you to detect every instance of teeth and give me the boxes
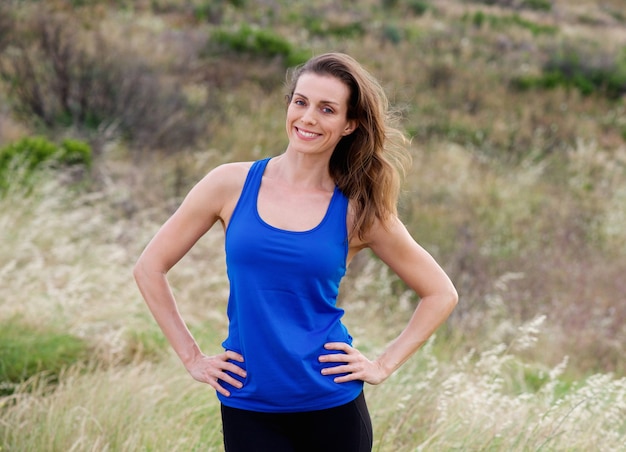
[298,129,318,138]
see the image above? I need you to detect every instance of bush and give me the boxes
[521,0,551,11]
[408,0,430,16]
[0,136,92,170]
[304,17,366,40]
[210,24,308,67]
[0,320,89,396]
[466,11,558,35]
[512,47,626,100]
[0,11,203,151]
[0,136,92,192]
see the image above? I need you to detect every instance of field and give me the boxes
[1,0,626,450]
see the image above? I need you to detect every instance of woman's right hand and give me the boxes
[186,351,246,397]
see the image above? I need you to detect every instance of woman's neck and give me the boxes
[268,152,335,192]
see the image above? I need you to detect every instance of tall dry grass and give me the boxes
[1,168,625,450]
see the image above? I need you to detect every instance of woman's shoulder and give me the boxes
[183,161,257,224]
[198,160,254,191]
[210,160,254,178]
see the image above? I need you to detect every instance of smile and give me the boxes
[296,127,320,139]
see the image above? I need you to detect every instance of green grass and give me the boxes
[0,319,89,395]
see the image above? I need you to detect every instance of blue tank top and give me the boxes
[218,157,363,412]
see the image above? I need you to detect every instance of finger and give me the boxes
[332,373,360,383]
[201,367,244,391]
[207,379,232,397]
[224,350,245,362]
[217,371,245,389]
[222,361,247,379]
[319,353,352,363]
[321,364,352,375]
[324,342,352,352]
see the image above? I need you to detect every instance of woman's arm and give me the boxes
[133,163,249,396]
[320,215,458,384]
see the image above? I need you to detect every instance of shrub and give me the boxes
[0,320,89,396]
[468,0,552,11]
[512,47,626,100]
[0,136,92,170]
[466,11,558,35]
[382,24,403,45]
[300,13,366,40]
[521,0,551,11]
[0,136,92,192]
[0,11,203,151]
[210,24,308,67]
[381,0,400,9]
[408,0,430,16]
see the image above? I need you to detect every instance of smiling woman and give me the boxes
[286,73,356,157]
[133,52,458,452]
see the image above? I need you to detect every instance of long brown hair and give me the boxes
[286,52,411,240]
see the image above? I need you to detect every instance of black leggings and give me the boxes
[221,391,373,452]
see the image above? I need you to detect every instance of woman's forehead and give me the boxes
[294,73,350,104]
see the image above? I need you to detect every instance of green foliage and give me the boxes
[0,320,89,395]
[381,0,430,16]
[57,138,92,167]
[381,0,400,9]
[0,136,92,170]
[0,136,92,192]
[408,0,430,15]
[212,25,288,57]
[382,24,403,45]
[466,11,558,35]
[468,0,551,8]
[512,47,626,100]
[124,328,169,363]
[472,10,486,27]
[210,24,307,67]
[521,0,552,11]
[304,17,366,39]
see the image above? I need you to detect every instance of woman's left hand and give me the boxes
[319,342,388,385]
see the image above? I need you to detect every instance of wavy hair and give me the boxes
[286,52,411,240]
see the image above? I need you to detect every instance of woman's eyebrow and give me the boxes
[293,92,340,106]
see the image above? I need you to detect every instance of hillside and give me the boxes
[1,0,626,450]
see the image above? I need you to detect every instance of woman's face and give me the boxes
[285,72,356,157]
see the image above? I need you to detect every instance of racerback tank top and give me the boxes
[218,157,363,412]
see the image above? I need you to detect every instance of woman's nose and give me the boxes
[301,108,317,125]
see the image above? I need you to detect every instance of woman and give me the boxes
[134,52,458,451]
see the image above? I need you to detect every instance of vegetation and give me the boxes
[0,319,90,396]
[1,0,625,450]
[0,136,92,192]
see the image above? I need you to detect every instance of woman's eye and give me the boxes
[294,99,305,106]
[322,107,334,114]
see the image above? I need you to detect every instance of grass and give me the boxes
[1,0,626,449]
[1,172,625,450]
[0,319,89,396]
[1,361,224,451]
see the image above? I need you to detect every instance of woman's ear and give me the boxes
[343,120,357,136]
